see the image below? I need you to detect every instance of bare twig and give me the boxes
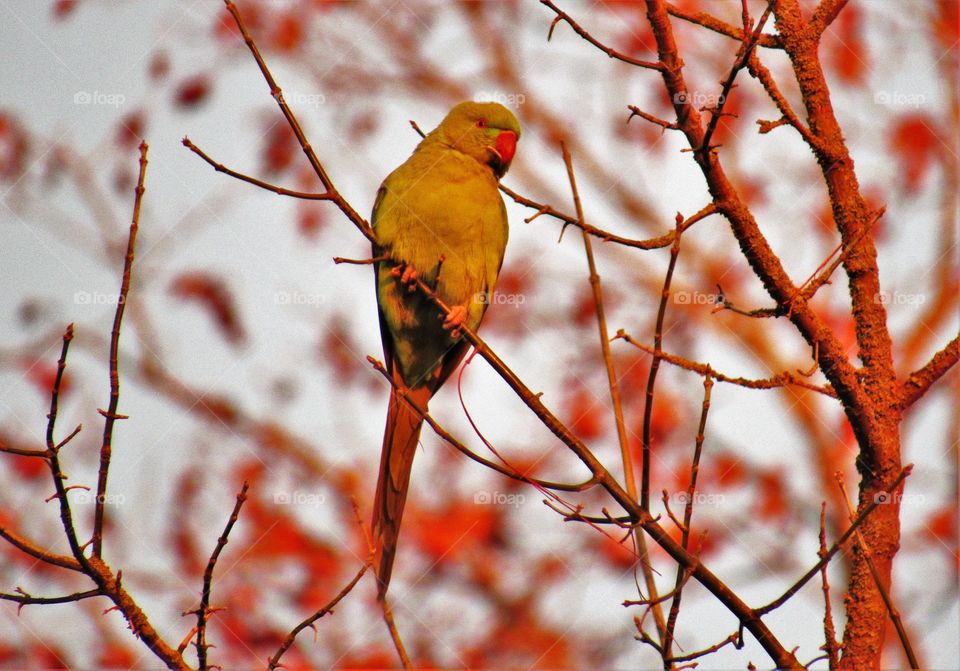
[541,0,664,70]
[663,375,713,661]
[699,2,774,153]
[92,141,147,558]
[756,466,912,615]
[44,324,88,565]
[183,137,332,201]
[898,335,959,411]
[216,0,373,242]
[382,596,412,669]
[627,105,679,131]
[267,562,368,669]
[818,502,841,668]
[615,333,837,398]
[562,142,667,643]
[0,525,82,572]
[194,481,249,670]
[641,216,683,511]
[1,587,102,609]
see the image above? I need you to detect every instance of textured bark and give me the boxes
[772,3,902,668]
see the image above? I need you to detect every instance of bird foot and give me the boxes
[390,264,420,292]
[442,305,468,339]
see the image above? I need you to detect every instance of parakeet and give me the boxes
[371,101,521,598]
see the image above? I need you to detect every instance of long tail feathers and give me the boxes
[371,383,433,599]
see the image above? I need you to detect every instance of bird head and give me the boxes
[435,101,521,178]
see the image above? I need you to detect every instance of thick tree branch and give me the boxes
[898,335,959,410]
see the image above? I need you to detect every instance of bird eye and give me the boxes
[476,119,486,128]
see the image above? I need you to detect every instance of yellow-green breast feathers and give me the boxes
[372,101,521,388]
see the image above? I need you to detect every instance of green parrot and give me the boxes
[371,101,521,598]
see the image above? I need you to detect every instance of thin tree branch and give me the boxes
[92,141,147,558]
[615,333,837,398]
[663,375,713,662]
[563,142,668,644]
[541,0,665,70]
[382,596,412,669]
[182,137,333,201]
[43,324,88,566]
[195,481,249,670]
[642,217,683,511]
[1,587,102,609]
[368,356,597,493]
[755,466,912,615]
[699,2,774,153]
[818,502,841,668]
[218,0,374,242]
[0,525,82,572]
[267,562,369,670]
[898,335,959,410]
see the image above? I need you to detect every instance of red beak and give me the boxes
[494,130,517,168]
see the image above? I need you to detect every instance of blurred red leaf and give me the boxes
[825,3,868,84]
[52,0,76,19]
[297,203,325,239]
[318,317,362,385]
[756,468,789,521]
[174,74,211,109]
[564,386,605,441]
[597,533,635,569]
[712,451,748,489]
[934,0,960,46]
[18,356,71,398]
[261,121,298,174]
[0,112,30,182]
[96,643,137,669]
[337,650,399,670]
[570,286,597,326]
[27,645,69,669]
[271,12,304,52]
[169,271,245,345]
[148,51,170,81]
[409,501,500,565]
[890,113,940,194]
[170,471,204,575]
[924,506,956,544]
